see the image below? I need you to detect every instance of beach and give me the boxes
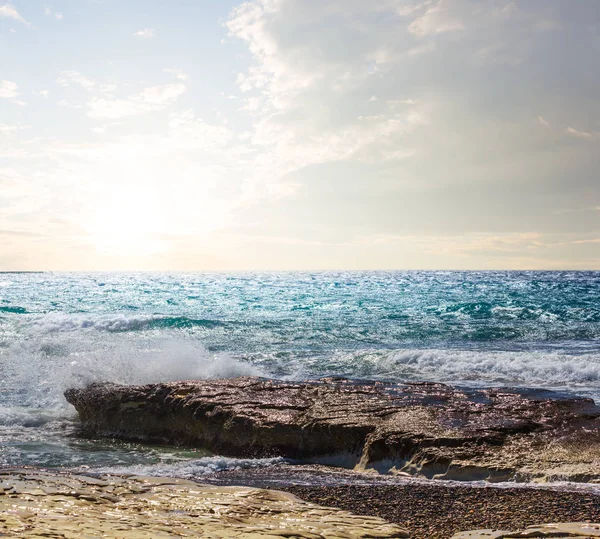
[2,272,600,536]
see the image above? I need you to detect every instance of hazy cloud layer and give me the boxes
[0,0,598,270]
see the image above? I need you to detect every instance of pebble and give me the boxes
[283,484,600,539]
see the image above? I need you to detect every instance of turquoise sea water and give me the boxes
[1,271,599,474]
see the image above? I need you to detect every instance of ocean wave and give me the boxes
[23,313,224,334]
[433,301,600,324]
[85,456,287,478]
[0,406,72,427]
[323,348,600,388]
[0,331,263,425]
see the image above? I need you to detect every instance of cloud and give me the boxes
[0,4,28,25]
[566,126,593,139]
[0,123,28,134]
[134,28,155,38]
[44,7,63,19]
[408,0,465,37]
[34,89,49,98]
[0,107,250,267]
[220,0,600,263]
[1,0,598,270]
[57,71,96,91]
[0,228,45,238]
[164,68,190,81]
[572,238,600,245]
[0,80,18,98]
[356,232,546,254]
[87,83,187,119]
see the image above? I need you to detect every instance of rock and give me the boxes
[451,522,600,538]
[0,469,409,538]
[65,377,600,482]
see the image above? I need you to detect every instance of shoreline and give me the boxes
[64,378,600,484]
[3,466,600,538]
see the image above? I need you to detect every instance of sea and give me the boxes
[1,271,599,486]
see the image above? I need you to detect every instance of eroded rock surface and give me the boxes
[0,469,409,538]
[65,377,600,482]
[451,522,600,538]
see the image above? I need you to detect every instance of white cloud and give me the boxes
[34,89,49,98]
[572,238,600,245]
[57,71,96,91]
[0,0,597,270]
[408,0,465,38]
[566,126,593,139]
[87,83,187,119]
[163,68,190,81]
[168,110,233,148]
[44,7,63,19]
[0,80,18,98]
[226,0,437,200]
[137,84,186,105]
[356,232,546,254]
[0,4,28,25]
[134,28,155,38]
[0,123,28,134]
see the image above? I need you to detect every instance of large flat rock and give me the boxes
[0,469,408,538]
[65,377,600,482]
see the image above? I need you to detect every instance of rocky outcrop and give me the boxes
[65,377,600,482]
[451,523,600,538]
[0,469,409,538]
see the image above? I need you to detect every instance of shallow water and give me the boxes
[1,271,599,480]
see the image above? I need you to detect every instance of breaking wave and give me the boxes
[317,348,600,393]
[86,456,288,478]
[0,314,262,427]
[25,313,224,333]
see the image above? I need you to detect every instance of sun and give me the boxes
[86,187,166,256]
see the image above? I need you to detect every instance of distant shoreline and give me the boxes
[0,270,45,274]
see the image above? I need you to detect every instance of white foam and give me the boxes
[26,313,178,333]
[327,348,600,395]
[85,456,286,478]
[0,406,70,427]
[0,314,263,426]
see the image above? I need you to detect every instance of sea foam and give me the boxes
[324,348,600,393]
[85,456,288,479]
[0,313,262,426]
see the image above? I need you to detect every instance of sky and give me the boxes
[0,0,599,271]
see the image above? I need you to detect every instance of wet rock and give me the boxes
[0,469,409,538]
[451,522,600,538]
[65,377,600,482]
